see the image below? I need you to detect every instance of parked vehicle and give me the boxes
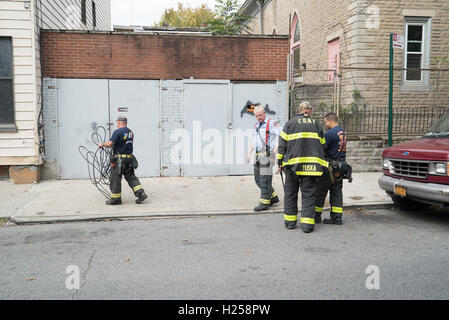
[378,110,449,210]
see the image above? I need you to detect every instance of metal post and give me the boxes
[388,33,394,147]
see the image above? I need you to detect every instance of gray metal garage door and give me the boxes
[56,79,160,179]
[57,79,109,179]
[52,79,287,179]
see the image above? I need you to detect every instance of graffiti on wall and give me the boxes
[240,100,276,118]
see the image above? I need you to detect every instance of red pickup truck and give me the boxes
[378,112,449,210]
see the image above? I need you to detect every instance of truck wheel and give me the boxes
[390,196,429,211]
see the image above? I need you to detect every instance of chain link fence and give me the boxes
[291,67,449,136]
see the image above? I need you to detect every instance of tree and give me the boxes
[205,0,253,35]
[156,3,214,28]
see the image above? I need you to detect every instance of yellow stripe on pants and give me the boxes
[284,214,297,222]
[300,217,315,225]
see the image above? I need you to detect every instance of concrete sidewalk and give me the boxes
[0,172,392,224]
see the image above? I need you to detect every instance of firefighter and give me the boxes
[246,105,282,212]
[277,101,327,233]
[315,112,347,225]
[98,116,148,205]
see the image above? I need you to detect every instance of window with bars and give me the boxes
[0,36,16,131]
[404,17,431,83]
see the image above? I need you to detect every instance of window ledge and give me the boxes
[399,83,434,93]
[0,124,18,132]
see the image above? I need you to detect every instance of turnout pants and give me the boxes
[283,168,317,228]
[254,162,277,206]
[315,169,343,219]
[110,156,144,200]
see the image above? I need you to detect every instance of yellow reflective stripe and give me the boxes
[283,157,329,168]
[111,193,121,198]
[260,199,271,204]
[300,217,315,225]
[296,171,323,176]
[271,191,277,198]
[133,185,143,192]
[280,131,288,140]
[277,153,284,160]
[281,132,326,144]
[285,132,320,141]
[315,206,324,213]
[332,207,343,213]
[284,214,297,222]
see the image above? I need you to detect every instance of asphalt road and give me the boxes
[0,205,448,300]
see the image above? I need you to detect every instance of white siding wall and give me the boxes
[0,0,38,165]
[37,0,111,31]
[0,0,111,166]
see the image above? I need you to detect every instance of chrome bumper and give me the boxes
[378,175,449,204]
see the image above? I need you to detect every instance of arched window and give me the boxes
[290,13,301,80]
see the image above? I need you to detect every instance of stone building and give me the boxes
[240,0,449,111]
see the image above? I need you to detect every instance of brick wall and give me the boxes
[40,31,289,81]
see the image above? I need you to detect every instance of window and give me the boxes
[293,18,300,43]
[0,37,16,131]
[290,13,301,82]
[92,1,97,28]
[328,38,340,83]
[81,0,87,25]
[404,17,431,83]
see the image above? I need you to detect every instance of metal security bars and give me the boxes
[290,67,449,137]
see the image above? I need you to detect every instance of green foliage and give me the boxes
[317,102,329,112]
[205,0,253,35]
[352,89,361,100]
[156,3,214,28]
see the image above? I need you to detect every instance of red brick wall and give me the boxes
[41,31,289,81]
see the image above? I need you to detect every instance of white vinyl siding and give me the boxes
[36,0,111,31]
[0,0,37,164]
[0,0,111,166]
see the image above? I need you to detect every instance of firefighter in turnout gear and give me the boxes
[315,112,347,225]
[247,105,282,212]
[277,102,327,233]
[98,116,148,205]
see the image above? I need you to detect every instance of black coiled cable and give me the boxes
[79,126,112,199]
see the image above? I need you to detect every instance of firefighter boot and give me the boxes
[301,224,314,233]
[323,216,342,225]
[285,222,296,230]
[315,214,322,224]
[254,204,269,212]
[270,195,280,205]
[105,198,122,205]
[135,191,148,204]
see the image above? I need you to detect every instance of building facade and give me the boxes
[240,0,449,108]
[0,0,111,183]
[40,31,289,179]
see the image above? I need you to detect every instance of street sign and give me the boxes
[392,33,404,50]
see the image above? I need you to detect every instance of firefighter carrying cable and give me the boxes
[277,101,328,233]
[98,116,148,205]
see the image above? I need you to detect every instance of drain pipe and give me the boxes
[257,0,263,34]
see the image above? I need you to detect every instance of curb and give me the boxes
[7,202,393,226]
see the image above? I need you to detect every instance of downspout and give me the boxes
[257,0,263,34]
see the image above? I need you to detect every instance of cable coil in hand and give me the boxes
[79,126,112,199]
